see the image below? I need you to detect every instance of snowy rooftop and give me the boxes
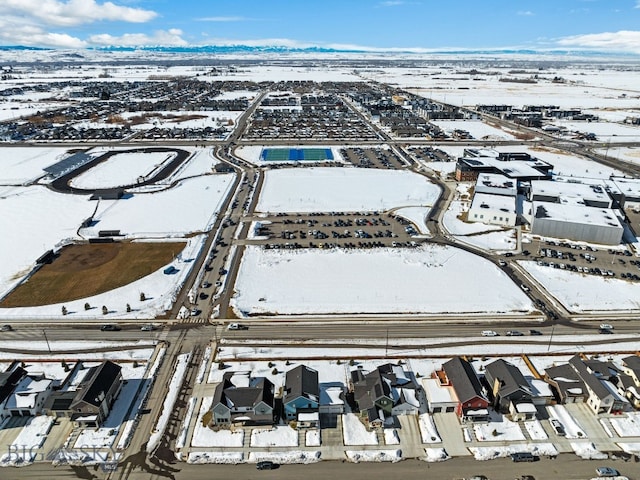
[475,173,517,196]
[471,192,516,214]
[532,202,623,228]
[6,376,52,410]
[422,378,456,404]
[610,176,640,202]
[460,154,551,178]
[531,180,611,206]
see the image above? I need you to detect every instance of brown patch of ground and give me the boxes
[0,241,185,307]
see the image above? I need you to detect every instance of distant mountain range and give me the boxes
[0,44,637,59]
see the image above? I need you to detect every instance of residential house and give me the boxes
[5,374,53,417]
[422,377,457,414]
[210,372,275,426]
[283,365,320,422]
[44,360,122,427]
[442,357,490,422]
[0,365,28,419]
[484,359,537,420]
[620,355,640,409]
[351,363,421,428]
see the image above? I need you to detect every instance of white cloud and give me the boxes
[0,0,157,27]
[636,1,640,8]
[0,21,87,48]
[557,30,640,54]
[517,10,534,16]
[88,29,188,47]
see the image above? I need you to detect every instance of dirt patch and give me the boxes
[1,241,185,307]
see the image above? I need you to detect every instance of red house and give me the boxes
[442,357,490,422]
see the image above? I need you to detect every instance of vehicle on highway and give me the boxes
[510,452,537,462]
[256,460,277,470]
[520,284,530,292]
[595,466,619,477]
[140,324,157,331]
[515,476,535,480]
[0,324,12,332]
[481,330,499,337]
[506,330,524,336]
[599,328,613,334]
[550,419,565,436]
[529,329,543,336]
[599,323,613,330]
[100,324,121,331]
[498,260,507,266]
[227,323,249,330]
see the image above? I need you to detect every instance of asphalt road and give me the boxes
[11,454,640,480]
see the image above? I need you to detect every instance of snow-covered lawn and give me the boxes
[610,412,640,438]
[469,443,557,461]
[188,452,244,464]
[547,405,586,439]
[524,419,548,440]
[384,428,400,445]
[456,230,517,251]
[393,206,432,234]
[342,413,378,446]
[70,151,175,189]
[345,450,402,463]
[306,429,321,446]
[571,441,608,460]
[418,413,442,443]
[443,200,503,235]
[256,167,440,213]
[147,352,191,452]
[0,147,71,184]
[521,261,640,313]
[83,175,233,237]
[248,451,321,464]
[176,397,197,450]
[0,416,54,466]
[232,245,532,316]
[424,447,449,462]
[250,426,298,447]
[432,120,516,141]
[473,415,526,442]
[195,346,211,384]
[190,397,244,448]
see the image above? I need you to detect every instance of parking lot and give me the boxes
[527,241,640,283]
[245,211,424,249]
[340,147,406,169]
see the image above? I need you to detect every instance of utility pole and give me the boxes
[43,329,51,354]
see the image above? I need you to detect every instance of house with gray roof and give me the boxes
[210,372,275,426]
[442,357,489,422]
[484,359,536,420]
[283,365,319,421]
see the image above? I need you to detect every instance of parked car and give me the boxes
[190,308,199,317]
[100,324,121,331]
[256,461,277,470]
[595,466,619,477]
[510,452,537,462]
[481,330,499,337]
[202,281,212,288]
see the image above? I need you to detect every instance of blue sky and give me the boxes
[0,0,640,53]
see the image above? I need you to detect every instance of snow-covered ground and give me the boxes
[148,352,192,452]
[392,206,432,234]
[424,447,449,462]
[346,450,402,463]
[250,426,298,447]
[473,415,526,442]
[0,416,54,466]
[468,443,557,461]
[190,397,244,448]
[570,441,608,460]
[610,412,640,438]
[256,167,441,213]
[342,413,378,446]
[521,261,640,313]
[547,405,586,439]
[524,420,548,440]
[418,413,442,443]
[232,245,532,316]
[432,120,517,141]
[0,147,72,184]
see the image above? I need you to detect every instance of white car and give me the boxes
[481,330,499,337]
[227,323,248,330]
[599,323,613,330]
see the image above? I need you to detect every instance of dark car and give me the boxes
[511,452,537,463]
[256,461,277,470]
[100,324,121,331]
[529,329,543,336]
[0,324,12,332]
[599,328,613,334]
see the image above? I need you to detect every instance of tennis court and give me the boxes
[260,148,334,162]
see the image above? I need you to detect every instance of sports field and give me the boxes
[0,241,185,307]
[260,148,334,162]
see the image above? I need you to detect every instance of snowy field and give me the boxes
[521,261,640,313]
[82,175,233,238]
[232,245,533,316]
[69,151,176,189]
[342,413,378,446]
[473,414,526,442]
[0,147,71,184]
[594,147,640,166]
[256,167,441,213]
[548,121,640,143]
